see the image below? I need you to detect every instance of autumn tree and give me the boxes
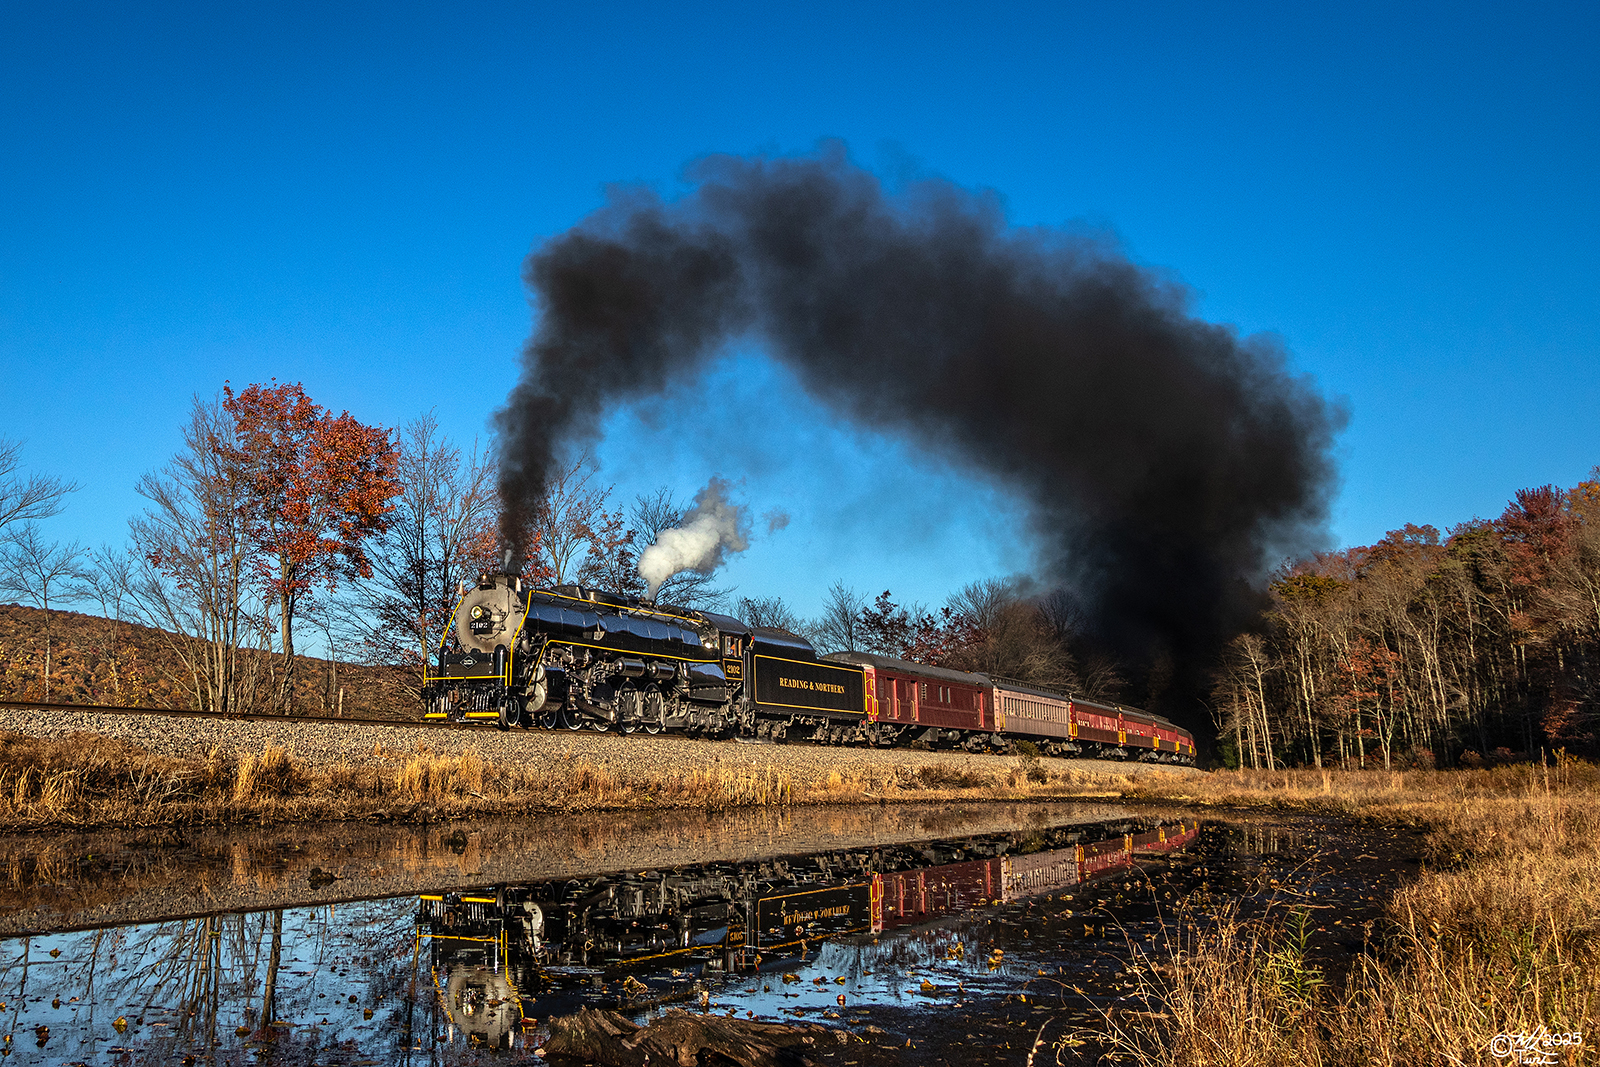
[1205,469,1600,767]
[128,395,266,713]
[513,453,636,590]
[1212,632,1278,769]
[221,382,400,712]
[938,579,1079,692]
[352,412,498,674]
[854,591,951,661]
[805,580,1090,694]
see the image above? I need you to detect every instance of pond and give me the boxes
[0,804,1425,1066]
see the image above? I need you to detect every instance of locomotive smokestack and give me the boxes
[495,144,1344,706]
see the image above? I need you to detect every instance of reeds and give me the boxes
[1127,756,1600,813]
[232,745,299,801]
[394,750,485,801]
[1102,904,1329,1067]
[1106,769,1600,1067]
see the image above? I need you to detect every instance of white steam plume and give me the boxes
[639,476,751,599]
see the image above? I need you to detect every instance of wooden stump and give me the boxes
[543,1006,842,1066]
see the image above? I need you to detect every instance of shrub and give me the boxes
[915,764,988,789]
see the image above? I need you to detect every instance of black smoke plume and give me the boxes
[496,145,1343,708]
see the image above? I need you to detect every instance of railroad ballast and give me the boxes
[424,572,1195,763]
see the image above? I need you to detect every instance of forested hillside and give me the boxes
[0,602,418,717]
[1215,473,1600,769]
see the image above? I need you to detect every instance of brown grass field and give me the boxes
[1097,760,1600,1066]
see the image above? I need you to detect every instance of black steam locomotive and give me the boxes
[422,573,1194,762]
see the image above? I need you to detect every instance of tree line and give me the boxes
[1213,477,1600,768]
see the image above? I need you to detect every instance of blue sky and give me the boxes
[3,1,1597,617]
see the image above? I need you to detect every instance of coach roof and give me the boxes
[822,651,992,687]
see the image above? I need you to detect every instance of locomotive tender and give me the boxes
[423,572,1195,762]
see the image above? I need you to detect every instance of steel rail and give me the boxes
[0,698,461,730]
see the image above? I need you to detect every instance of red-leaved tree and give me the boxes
[222,382,400,712]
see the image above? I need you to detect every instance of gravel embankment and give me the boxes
[0,708,1202,784]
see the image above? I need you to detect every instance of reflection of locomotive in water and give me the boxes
[418,818,1199,1044]
[423,574,1195,762]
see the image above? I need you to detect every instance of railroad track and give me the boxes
[0,699,805,747]
[0,699,462,731]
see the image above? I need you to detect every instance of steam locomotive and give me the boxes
[422,573,1195,762]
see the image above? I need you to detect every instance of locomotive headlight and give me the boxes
[470,606,484,620]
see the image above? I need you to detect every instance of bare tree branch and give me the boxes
[0,437,78,536]
[0,521,88,700]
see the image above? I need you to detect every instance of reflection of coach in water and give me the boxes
[416,817,1201,1027]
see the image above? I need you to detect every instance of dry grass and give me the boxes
[232,745,301,800]
[0,730,232,827]
[0,724,1190,831]
[1102,760,1600,1067]
[1125,757,1600,813]
[394,750,485,801]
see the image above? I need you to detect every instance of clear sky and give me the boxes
[3,1,1597,618]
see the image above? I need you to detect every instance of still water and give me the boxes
[0,805,1415,1066]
